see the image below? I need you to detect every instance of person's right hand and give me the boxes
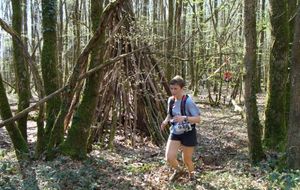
[160,120,168,131]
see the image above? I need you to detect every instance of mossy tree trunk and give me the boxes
[60,0,105,160]
[287,5,300,169]
[12,0,31,142]
[0,73,29,160]
[286,0,299,127]
[243,0,265,164]
[41,0,62,145]
[264,0,289,150]
[1,72,38,188]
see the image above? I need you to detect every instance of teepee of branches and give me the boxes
[86,2,171,148]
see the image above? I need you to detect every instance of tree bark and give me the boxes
[264,0,289,150]
[23,0,28,47]
[12,0,31,142]
[0,14,46,157]
[287,5,300,170]
[286,0,299,129]
[243,0,265,164]
[41,0,62,145]
[194,1,205,95]
[189,3,196,90]
[143,0,149,18]
[175,0,182,77]
[256,0,265,93]
[0,73,29,160]
[57,0,64,86]
[166,0,174,81]
[60,0,105,159]
[152,0,158,35]
[64,0,70,84]
[73,0,81,63]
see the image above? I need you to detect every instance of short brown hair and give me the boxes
[169,75,185,88]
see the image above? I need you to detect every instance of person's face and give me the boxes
[170,84,183,97]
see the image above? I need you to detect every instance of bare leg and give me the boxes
[181,146,195,174]
[165,140,181,169]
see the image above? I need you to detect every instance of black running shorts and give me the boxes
[169,126,197,146]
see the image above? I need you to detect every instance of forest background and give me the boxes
[0,0,300,189]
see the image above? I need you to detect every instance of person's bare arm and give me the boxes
[160,114,171,130]
[173,115,200,124]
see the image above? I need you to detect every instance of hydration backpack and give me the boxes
[168,95,196,131]
[168,95,189,117]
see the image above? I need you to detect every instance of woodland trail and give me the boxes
[1,94,297,189]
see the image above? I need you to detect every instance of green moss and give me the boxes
[41,0,62,142]
[12,0,31,141]
[264,0,289,151]
[59,112,91,160]
[60,0,105,160]
[0,74,29,160]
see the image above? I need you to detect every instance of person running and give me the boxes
[161,75,201,182]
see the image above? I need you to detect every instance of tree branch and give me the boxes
[0,44,160,128]
[0,18,45,98]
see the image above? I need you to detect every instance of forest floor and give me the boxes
[1,93,300,190]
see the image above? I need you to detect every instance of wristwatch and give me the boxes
[184,116,188,122]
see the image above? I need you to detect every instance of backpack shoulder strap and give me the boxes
[169,96,175,117]
[180,95,189,116]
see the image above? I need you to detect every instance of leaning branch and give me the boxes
[0,18,45,98]
[0,44,159,128]
[1,79,15,90]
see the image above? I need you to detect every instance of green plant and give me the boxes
[266,169,300,189]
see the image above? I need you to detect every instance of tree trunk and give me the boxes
[166,0,174,81]
[73,0,81,63]
[41,0,62,147]
[175,0,182,76]
[0,73,29,160]
[57,0,64,86]
[64,0,70,84]
[23,0,28,47]
[189,3,196,90]
[60,0,105,160]
[12,0,31,142]
[159,0,165,51]
[181,2,187,79]
[1,72,38,186]
[286,0,299,129]
[196,1,205,96]
[243,0,265,164]
[264,0,289,150]
[256,0,265,93]
[287,5,300,170]
[152,0,158,35]
[143,0,149,18]
[212,0,219,95]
